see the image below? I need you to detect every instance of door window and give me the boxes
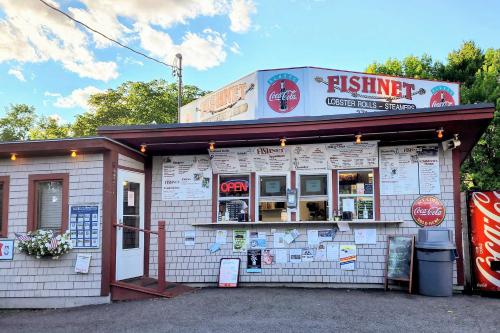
[122,181,140,249]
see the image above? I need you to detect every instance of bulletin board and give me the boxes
[69,204,100,248]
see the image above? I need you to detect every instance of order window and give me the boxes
[218,175,250,222]
[258,175,287,222]
[338,170,374,220]
[0,181,4,235]
[36,180,64,230]
[299,174,329,221]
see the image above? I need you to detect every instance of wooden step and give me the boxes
[110,277,194,301]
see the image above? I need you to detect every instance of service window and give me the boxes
[36,180,64,230]
[299,174,329,221]
[0,178,7,237]
[338,170,374,220]
[218,175,250,222]
[258,175,287,222]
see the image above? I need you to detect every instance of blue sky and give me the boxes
[0,0,499,122]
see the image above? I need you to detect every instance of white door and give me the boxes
[116,169,145,281]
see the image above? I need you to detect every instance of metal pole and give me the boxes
[176,53,183,123]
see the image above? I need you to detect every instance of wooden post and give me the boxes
[157,220,166,292]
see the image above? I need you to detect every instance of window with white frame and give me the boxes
[258,175,287,222]
[338,170,374,220]
[298,173,329,221]
[218,175,250,222]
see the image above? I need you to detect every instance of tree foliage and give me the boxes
[366,41,500,190]
[0,104,37,141]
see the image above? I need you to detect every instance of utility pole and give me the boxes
[175,53,183,123]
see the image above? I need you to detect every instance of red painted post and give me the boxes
[157,220,166,292]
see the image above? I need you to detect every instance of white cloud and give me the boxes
[230,41,241,54]
[7,68,25,81]
[54,86,103,109]
[229,0,256,33]
[44,91,62,97]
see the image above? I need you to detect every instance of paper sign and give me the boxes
[284,229,300,244]
[127,191,135,206]
[315,244,327,261]
[219,258,240,287]
[354,229,377,245]
[340,245,357,270]
[290,248,302,263]
[318,229,335,242]
[342,198,355,213]
[307,230,319,247]
[249,231,267,249]
[215,230,227,245]
[247,249,262,273]
[337,222,350,232]
[233,230,248,252]
[327,244,339,261]
[75,254,91,273]
[209,243,221,253]
[274,232,286,248]
[301,248,315,262]
[184,231,195,246]
[0,239,14,260]
[263,249,273,264]
[275,249,288,264]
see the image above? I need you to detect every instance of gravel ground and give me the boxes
[0,288,499,333]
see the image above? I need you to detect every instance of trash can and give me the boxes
[416,228,456,296]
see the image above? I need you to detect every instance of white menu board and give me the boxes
[209,147,253,173]
[326,141,379,169]
[291,144,327,170]
[162,155,212,200]
[379,144,440,195]
[252,146,291,172]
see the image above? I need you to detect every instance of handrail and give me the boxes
[113,220,166,292]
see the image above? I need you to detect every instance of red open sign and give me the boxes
[220,180,249,193]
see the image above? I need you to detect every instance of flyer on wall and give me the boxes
[247,249,262,273]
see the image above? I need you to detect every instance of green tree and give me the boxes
[28,115,72,140]
[72,80,206,136]
[0,104,37,141]
[366,41,500,190]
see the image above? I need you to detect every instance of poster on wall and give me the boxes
[339,245,357,270]
[209,147,254,174]
[326,141,378,169]
[379,144,440,195]
[69,205,100,248]
[0,239,14,260]
[233,230,248,253]
[162,155,212,201]
[291,144,328,170]
[247,249,262,273]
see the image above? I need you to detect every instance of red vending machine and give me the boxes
[468,191,500,292]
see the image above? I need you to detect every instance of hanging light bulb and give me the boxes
[10,153,17,161]
[280,137,286,147]
[140,144,147,153]
[70,150,77,158]
[355,133,362,144]
[209,141,215,152]
[437,127,444,139]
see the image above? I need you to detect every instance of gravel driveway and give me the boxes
[1,288,498,333]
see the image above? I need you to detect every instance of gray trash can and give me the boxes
[416,228,456,296]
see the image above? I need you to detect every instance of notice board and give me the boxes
[69,205,100,248]
[385,235,415,293]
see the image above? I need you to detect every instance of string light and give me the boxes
[10,153,17,161]
[140,144,147,153]
[70,150,77,158]
[209,141,215,152]
[355,133,362,144]
[280,138,286,147]
[437,127,444,139]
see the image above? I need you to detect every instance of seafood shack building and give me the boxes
[0,67,495,307]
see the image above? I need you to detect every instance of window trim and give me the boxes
[296,170,332,222]
[217,173,252,223]
[255,172,290,222]
[337,168,375,221]
[27,173,69,233]
[0,176,9,237]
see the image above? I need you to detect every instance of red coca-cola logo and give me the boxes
[469,191,500,292]
[411,196,446,227]
[266,73,300,113]
[430,86,456,108]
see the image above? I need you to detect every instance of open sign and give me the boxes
[220,179,249,193]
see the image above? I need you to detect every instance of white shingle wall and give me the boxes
[118,153,144,171]
[150,148,458,286]
[0,154,104,298]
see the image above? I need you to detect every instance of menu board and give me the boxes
[291,144,327,170]
[209,147,253,173]
[326,141,379,169]
[69,205,99,248]
[162,155,212,200]
[379,144,440,195]
[385,235,414,293]
[218,258,241,288]
[252,147,291,172]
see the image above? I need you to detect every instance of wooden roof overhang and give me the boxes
[98,103,495,164]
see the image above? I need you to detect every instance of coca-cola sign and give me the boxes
[411,196,446,227]
[429,85,456,108]
[266,73,300,113]
[469,191,500,292]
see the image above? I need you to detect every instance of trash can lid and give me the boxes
[415,227,456,250]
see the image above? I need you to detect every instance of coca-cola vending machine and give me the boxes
[468,191,500,292]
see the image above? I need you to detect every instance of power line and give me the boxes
[37,0,177,70]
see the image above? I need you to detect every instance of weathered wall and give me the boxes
[0,154,106,306]
[150,148,457,286]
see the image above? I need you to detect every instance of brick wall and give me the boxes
[0,154,104,299]
[150,148,457,286]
